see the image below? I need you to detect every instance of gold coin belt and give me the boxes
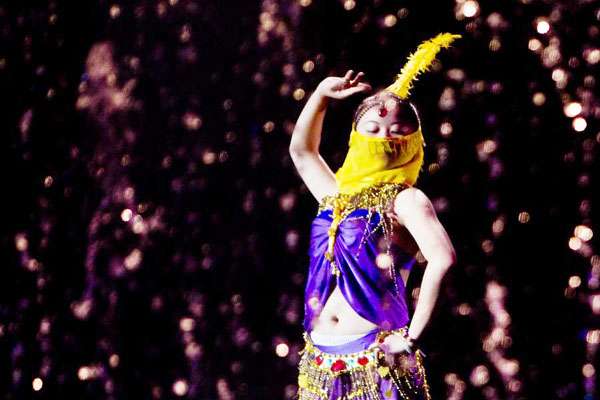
[297,327,431,400]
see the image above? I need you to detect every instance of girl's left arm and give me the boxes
[393,187,457,342]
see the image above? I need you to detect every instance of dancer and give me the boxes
[289,33,460,399]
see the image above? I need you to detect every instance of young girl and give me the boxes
[289,33,460,399]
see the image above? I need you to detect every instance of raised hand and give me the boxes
[315,70,372,100]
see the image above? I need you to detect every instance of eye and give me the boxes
[390,125,402,134]
[365,123,379,132]
[394,123,415,134]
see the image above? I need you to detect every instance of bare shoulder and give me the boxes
[394,186,432,208]
[393,186,457,265]
[392,187,434,224]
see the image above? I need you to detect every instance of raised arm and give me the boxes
[393,187,457,342]
[289,70,371,203]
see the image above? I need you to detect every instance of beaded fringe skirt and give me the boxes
[296,328,431,400]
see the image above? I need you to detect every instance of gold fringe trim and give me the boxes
[317,183,409,217]
[297,330,431,400]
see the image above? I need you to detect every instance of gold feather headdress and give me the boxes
[351,32,461,126]
[385,32,462,99]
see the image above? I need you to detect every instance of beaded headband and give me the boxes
[352,93,419,130]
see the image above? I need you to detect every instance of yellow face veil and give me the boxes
[334,123,425,195]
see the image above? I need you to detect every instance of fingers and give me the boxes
[324,70,371,99]
[343,84,371,96]
[355,82,372,91]
[385,352,395,366]
[342,70,367,88]
[350,71,364,86]
[343,70,354,82]
[367,342,379,351]
[369,344,395,366]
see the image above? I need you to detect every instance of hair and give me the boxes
[352,91,421,131]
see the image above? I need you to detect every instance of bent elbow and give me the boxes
[289,147,304,167]
[439,244,458,269]
[289,146,317,164]
[288,144,303,158]
[429,252,456,273]
[447,250,457,267]
[443,251,457,271]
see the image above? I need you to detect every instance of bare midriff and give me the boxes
[311,217,416,336]
[310,285,378,336]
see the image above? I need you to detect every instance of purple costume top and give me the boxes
[303,207,416,332]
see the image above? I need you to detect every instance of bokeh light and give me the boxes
[536,19,550,34]
[32,378,43,391]
[2,1,598,399]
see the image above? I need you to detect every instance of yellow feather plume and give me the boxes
[385,32,462,99]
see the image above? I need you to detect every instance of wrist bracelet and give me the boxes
[407,337,418,349]
[405,332,419,351]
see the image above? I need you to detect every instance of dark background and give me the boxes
[1,0,599,399]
